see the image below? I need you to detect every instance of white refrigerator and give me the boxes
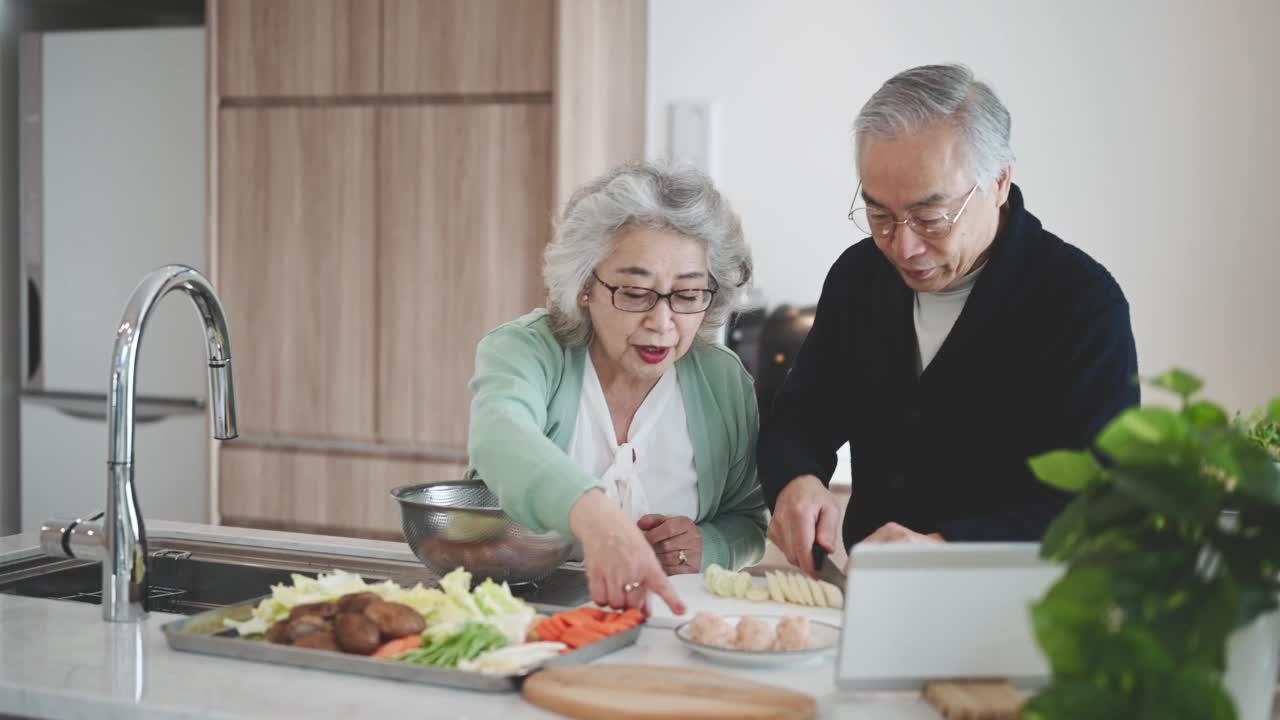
[18,28,209,532]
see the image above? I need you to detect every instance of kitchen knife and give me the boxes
[811,543,847,587]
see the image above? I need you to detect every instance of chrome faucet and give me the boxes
[40,265,237,622]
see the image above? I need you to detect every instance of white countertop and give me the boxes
[0,522,942,720]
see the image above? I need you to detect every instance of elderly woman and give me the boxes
[467,161,765,612]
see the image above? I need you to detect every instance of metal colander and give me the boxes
[390,479,573,585]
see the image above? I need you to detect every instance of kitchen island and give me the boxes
[0,522,945,719]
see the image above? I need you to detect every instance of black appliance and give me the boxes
[726,305,817,425]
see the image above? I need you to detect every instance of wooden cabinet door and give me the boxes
[381,0,554,95]
[218,107,377,440]
[216,0,380,98]
[219,446,467,540]
[377,104,551,451]
[553,0,648,208]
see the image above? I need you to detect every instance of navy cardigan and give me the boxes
[758,184,1139,547]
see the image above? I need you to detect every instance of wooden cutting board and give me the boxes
[645,572,843,629]
[523,664,817,720]
[923,680,1026,720]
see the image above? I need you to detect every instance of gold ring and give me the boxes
[678,550,688,565]
[623,581,642,593]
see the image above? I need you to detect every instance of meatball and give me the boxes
[363,601,425,639]
[333,611,382,654]
[733,616,774,652]
[337,592,381,614]
[287,601,338,622]
[686,612,735,648]
[775,616,812,651]
[283,613,330,643]
[291,630,339,651]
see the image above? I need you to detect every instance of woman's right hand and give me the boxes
[569,489,686,615]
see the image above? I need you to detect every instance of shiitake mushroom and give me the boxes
[283,613,330,644]
[287,601,338,622]
[265,619,290,645]
[291,630,339,651]
[336,592,381,614]
[363,601,425,639]
[333,611,382,655]
[260,594,427,655]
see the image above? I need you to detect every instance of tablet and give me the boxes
[835,542,1062,691]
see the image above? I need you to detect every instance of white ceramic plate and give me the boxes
[674,615,841,668]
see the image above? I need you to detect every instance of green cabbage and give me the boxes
[224,566,535,644]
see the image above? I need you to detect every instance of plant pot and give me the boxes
[1225,610,1280,720]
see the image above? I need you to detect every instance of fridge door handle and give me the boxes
[20,32,44,391]
[27,276,41,384]
[23,390,203,424]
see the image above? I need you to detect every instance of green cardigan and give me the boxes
[467,309,767,571]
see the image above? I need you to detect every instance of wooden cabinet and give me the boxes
[216,0,380,98]
[377,105,551,450]
[219,446,467,540]
[217,107,377,440]
[553,0,648,207]
[209,0,645,538]
[380,0,555,95]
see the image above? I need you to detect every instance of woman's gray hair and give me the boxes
[853,63,1014,189]
[544,161,752,347]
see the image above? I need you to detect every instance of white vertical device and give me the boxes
[668,101,722,184]
[836,543,1063,690]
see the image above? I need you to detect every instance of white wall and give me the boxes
[647,0,1280,415]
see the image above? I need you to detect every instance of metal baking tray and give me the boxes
[161,599,640,692]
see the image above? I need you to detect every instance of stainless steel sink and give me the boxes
[0,539,591,615]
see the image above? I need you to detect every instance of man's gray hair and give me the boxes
[854,63,1014,189]
[544,160,752,347]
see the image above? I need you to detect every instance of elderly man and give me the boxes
[759,64,1139,575]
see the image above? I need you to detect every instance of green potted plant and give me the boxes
[1240,409,1280,465]
[1024,369,1280,720]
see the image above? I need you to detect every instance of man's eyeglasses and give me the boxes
[592,272,716,314]
[848,181,979,241]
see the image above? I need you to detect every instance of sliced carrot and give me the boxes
[371,634,423,659]
[568,607,607,621]
[540,607,640,646]
[602,611,642,630]
[561,625,608,649]
[560,613,597,628]
[607,618,631,630]
[534,620,563,642]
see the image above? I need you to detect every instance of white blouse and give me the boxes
[567,353,700,522]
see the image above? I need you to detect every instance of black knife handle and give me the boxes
[811,543,828,572]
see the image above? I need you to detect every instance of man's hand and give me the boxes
[637,514,702,575]
[766,474,842,577]
[859,522,944,545]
